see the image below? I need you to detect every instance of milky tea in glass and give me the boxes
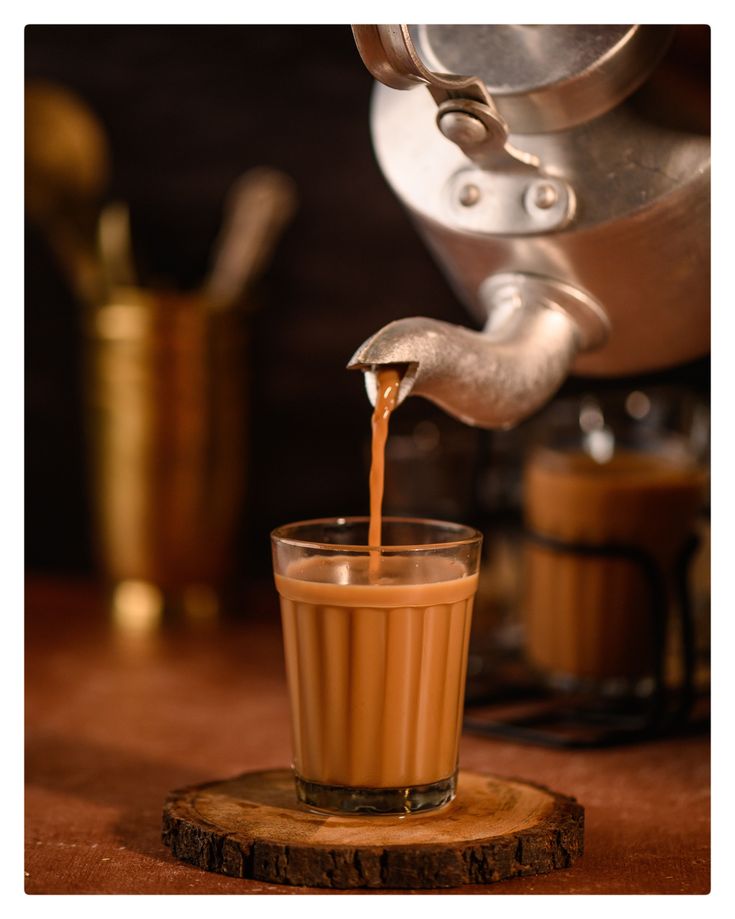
[271,518,482,814]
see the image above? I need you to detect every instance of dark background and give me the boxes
[25,25,709,580]
[25,25,475,577]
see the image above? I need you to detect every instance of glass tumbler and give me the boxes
[522,391,708,695]
[271,517,482,815]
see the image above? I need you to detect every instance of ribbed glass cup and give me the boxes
[271,517,482,815]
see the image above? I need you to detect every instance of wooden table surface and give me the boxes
[25,577,710,895]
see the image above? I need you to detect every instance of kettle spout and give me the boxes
[347,274,609,429]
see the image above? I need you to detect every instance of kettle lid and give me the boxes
[405,24,673,133]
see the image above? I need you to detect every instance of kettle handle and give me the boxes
[352,24,493,106]
[352,24,540,172]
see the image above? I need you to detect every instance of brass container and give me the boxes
[83,287,247,615]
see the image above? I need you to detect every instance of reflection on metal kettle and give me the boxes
[348,25,710,428]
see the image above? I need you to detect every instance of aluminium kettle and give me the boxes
[347,25,710,428]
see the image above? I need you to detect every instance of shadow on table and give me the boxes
[26,729,214,860]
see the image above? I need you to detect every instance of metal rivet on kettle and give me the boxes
[458,184,481,207]
[530,182,559,210]
[438,111,488,147]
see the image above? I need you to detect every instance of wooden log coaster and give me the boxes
[162,769,584,889]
